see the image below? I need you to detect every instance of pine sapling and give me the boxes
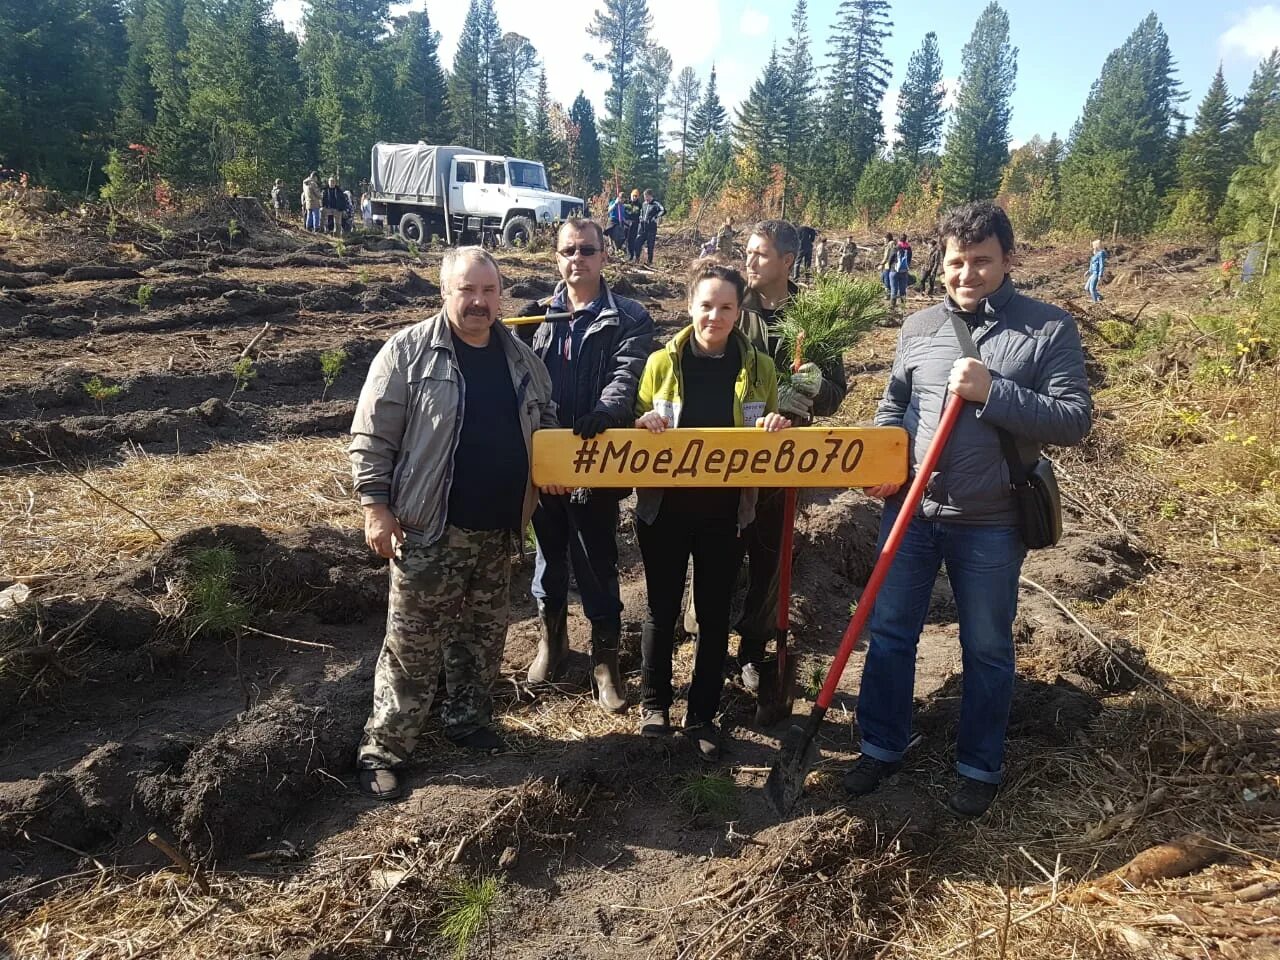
[82,375,123,413]
[230,356,256,400]
[319,347,347,400]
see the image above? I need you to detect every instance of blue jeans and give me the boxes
[894,270,909,299]
[306,208,321,231]
[856,503,1025,783]
[882,269,894,298]
[1086,274,1101,301]
[531,494,623,625]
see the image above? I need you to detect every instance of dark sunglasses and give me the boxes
[557,245,600,258]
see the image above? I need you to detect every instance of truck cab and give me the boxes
[369,142,585,248]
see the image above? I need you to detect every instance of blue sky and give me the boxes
[273,0,1280,148]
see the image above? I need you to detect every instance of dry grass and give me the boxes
[0,438,356,583]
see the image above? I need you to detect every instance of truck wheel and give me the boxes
[502,216,535,248]
[400,212,426,244]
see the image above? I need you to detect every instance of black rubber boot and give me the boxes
[590,621,628,714]
[528,602,569,685]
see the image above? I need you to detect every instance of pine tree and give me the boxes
[390,9,451,145]
[820,0,893,209]
[117,0,158,144]
[895,32,945,164]
[637,43,672,185]
[568,92,602,198]
[1233,49,1280,160]
[491,32,537,154]
[1059,13,1183,234]
[1174,67,1233,222]
[778,0,816,215]
[687,64,727,161]
[585,0,653,153]
[448,0,501,149]
[141,0,195,179]
[669,66,700,177]
[940,2,1018,205]
[735,47,788,188]
[530,69,557,169]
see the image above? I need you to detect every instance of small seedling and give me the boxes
[805,659,826,700]
[227,218,240,241]
[673,772,739,820]
[523,524,537,554]
[229,356,256,400]
[439,874,500,959]
[334,238,346,257]
[135,283,154,311]
[182,547,250,639]
[106,214,118,239]
[407,239,420,260]
[82,375,122,412]
[356,267,371,284]
[319,347,347,400]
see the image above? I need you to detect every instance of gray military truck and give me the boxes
[369,142,585,247]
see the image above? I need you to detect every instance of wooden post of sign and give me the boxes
[531,427,908,490]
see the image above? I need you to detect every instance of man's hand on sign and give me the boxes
[863,482,903,498]
[573,411,613,438]
[364,504,405,559]
[948,357,992,404]
[755,413,792,432]
[777,383,814,420]
[541,485,573,496]
[635,411,669,433]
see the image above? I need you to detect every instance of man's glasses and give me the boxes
[557,245,599,258]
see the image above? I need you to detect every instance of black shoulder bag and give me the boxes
[949,314,1063,549]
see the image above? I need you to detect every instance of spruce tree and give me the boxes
[448,0,501,150]
[735,47,788,184]
[1233,49,1280,160]
[638,44,672,185]
[531,69,556,169]
[1059,13,1183,234]
[1175,67,1233,221]
[492,32,537,155]
[669,66,700,176]
[390,9,451,145]
[585,0,653,153]
[778,0,816,214]
[117,0,158,144]
[568,92,602,198]
[896,32,946,164]
[821,0,893,208]
[687,64,727,161]
[940,2,1017,205]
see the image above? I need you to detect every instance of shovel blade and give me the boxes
[754,651,798,728]
[763,709,823,815]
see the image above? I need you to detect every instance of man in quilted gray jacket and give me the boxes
[846,202,1092,818]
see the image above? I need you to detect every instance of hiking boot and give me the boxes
[358,768,403,801]
[528,602,569,685]
[948,777,998,819]
[841,755,902,797]
[590,621,628,714]
[682,720,723,762]
[447,726,506,754]
[639,708,671,738]
[739,662,761,695]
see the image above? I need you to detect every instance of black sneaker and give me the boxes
[682,721,722,762]
[447,726,506,754]
[639,708,671,738]
[358,767,403,801]
[948,777,998,818]
[841,755,902,797]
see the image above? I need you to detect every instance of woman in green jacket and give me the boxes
[632,261,790,760]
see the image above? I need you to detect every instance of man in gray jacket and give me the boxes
[349,247,558,801]
[846,202,1092,818]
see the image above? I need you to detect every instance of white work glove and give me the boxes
[790,362,823,399]
[777,383,814,420]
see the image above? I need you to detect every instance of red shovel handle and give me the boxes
[813,394,967,710]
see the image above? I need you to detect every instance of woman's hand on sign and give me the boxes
[541,484,573,496]
[635,411,669,433]
[863,482,903,498]
[755,413,792,432]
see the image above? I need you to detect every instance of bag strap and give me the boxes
[947,313,1030,485]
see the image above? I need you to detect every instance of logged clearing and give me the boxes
[0,199,1276,960]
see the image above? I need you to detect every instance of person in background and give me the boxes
[302,172,323,232]
[518,218,656,713]
[270,179,288,220]
[625,189,643,262]
[361,192,374,231]
[919,237,942,297]
[638,189,666,266]
[606,190,628,254]
[880,232,898,302]
[633,260,790,760]
[349,247,558,801]
[815,235,829,273]
[847,202,1092,818]
[894,234,913,306]
[794,224,817,280]
[322,176,344,234]
[1085,239,1107,302]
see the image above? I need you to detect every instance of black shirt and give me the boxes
[662,338,741,519]
[447,332,528,532]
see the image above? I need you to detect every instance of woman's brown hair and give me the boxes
[686,258,747,305]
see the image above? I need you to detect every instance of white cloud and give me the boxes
[941,76,960,110]
[881,85,901,145]
[739,8,769,38]
[1220,5,1280,60]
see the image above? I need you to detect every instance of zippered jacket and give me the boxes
[349,310,558,545]
[875,278,1092,525]
[633,325,779,529]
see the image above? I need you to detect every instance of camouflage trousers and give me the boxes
[357,524,512,770]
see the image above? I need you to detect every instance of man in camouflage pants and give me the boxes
[349,246,558,800]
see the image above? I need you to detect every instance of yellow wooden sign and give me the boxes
[532,427,908,489]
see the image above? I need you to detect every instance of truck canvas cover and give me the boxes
[370,143,473,202]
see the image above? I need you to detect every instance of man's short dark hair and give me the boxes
[558,217,605,249]
[937,201,1015,255]
[751,219,799,258]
